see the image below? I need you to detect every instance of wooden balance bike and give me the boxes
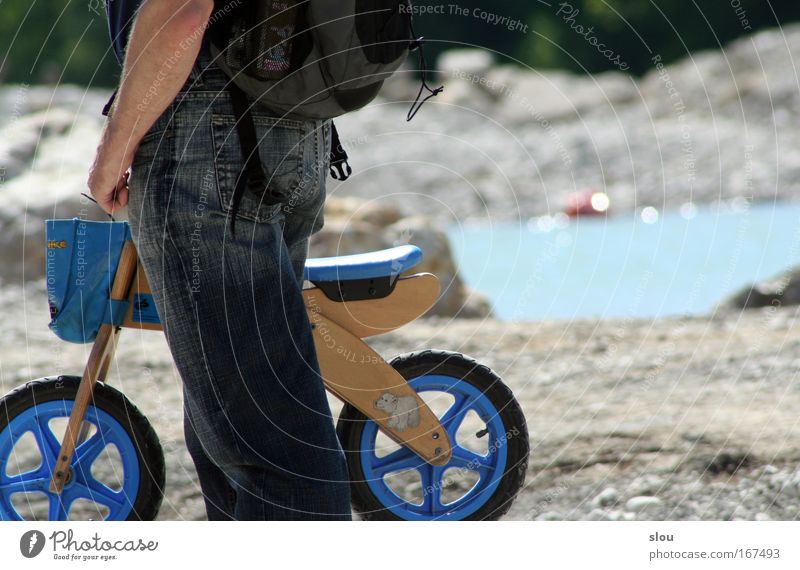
[0,231,528,521]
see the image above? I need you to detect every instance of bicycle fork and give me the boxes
[48,241,139,494]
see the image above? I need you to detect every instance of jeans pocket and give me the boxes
[130,120,174,205]
[131,104,175,166]
[210,113,308,223]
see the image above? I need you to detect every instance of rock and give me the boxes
[353,201,405,228]
[309,219,390,260]
[0,108,76,180]
[535,511,563,521]
[768,471,788,488]
[434,50,500,116]
[491,70,577,124]
[385,216,493,318]
[458,286,494,319]
[0,107,110,285]
[311,196,493,318]
[625,496,663,513]
[486,68,636,126]
[437,49,495,77]
[377,62,422,104]
[322,196,404,228]
[627,475,666,496]
[593,487,620,508]
[684,450,753,475]
[435,79,497,117]
[732,505,751,520]
[720,267,800,310]
[588,508,612,521]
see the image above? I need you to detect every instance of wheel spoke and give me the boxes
[371,447,424,476]
[74,427,110,467]
[439,394,473,436]
[33,416,62,464]
[48,493,69,521]
[448,445,494,476]
[420,465,444,514]
[75,477,126,510]
[0,477,46,495]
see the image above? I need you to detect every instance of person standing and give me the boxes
[88,0,352,520]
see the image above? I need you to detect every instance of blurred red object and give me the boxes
[564,190,609,217]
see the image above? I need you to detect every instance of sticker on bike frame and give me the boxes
[374,392,420,431]
[133,293,160,324]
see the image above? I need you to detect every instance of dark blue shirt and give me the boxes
[105,0,142,63]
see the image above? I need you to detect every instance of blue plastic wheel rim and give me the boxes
[0,400,140,521]
[360,374,508,520]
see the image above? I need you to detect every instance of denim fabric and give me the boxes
[126,49,352,520]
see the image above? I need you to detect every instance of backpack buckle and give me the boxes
[330,159,352,181]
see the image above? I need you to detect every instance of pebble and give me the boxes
[627,476,665,496]
[535,511,563,521]
[588,508,612,521]
[732,505,750,520]
[592,487,619,508]
[763,465,779,475]
[625,496,664,513]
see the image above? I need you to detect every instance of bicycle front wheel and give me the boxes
[0,376,164,521]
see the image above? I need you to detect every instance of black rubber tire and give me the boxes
[0,376,165,521]
[336,350,529,521]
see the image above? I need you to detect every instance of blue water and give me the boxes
[448,202,800,321]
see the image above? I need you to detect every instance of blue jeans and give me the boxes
[126,51,352,520]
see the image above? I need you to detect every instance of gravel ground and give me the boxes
[2,280,799,521]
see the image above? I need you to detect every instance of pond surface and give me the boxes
[448,201,800,320]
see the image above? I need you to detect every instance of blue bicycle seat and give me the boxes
[304,245,423,282]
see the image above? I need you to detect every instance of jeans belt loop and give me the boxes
[188,57,205,89]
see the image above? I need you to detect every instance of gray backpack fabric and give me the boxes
[208,0,416,120]
[206,0,441,237]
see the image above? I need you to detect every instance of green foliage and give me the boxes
[0,0,119,86]
[1,0,799,87]
[415,0,800,75]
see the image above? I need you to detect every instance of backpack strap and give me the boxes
[101,88,117,117]
[406,20,444,122]
[226,81,285,237]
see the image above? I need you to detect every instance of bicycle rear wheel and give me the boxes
[337,350,529,520]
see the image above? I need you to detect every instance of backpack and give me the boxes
[206,0,442,235]
[209,0,423,120]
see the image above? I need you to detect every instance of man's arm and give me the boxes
[88,0,214,215]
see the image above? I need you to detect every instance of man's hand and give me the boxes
[88,122,137,215]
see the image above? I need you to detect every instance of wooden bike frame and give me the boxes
[50,240,452,493]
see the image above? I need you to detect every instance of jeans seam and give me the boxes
[162,213,248,465]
